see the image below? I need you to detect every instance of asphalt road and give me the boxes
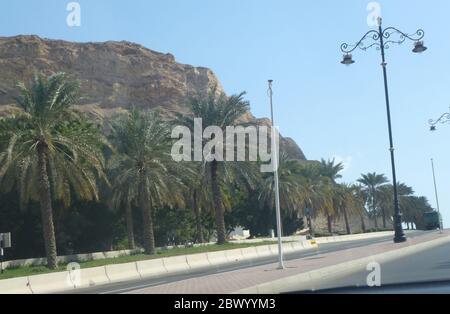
[69,230,426,294]
[299,231,450,293]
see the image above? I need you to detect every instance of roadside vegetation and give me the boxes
[0,73,433,270]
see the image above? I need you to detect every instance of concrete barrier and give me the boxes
[282,243,295,254]
[255,245,273,258]
[103,250,132,259]
[77,266,110,288]
[206,251,229,267]
[240,247,258,261]
[3,249,142,269]
[28,271,73,294]
[105,262,141,283]
[316,237,330,244]
[136,259,167,279]
[225,248,246,264]
[163,256,190,274]
[314,231,394,245]
[2,232,397,269]
[0,276,32,294]
[268,244,280,255]
[186,253,211,271]
[291,241,304,252]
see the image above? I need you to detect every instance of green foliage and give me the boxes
[154,207,197,246]
[0,73,108,208]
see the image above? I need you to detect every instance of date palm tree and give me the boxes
[319,158,344,182]
[186,164,213,244]
[259,153,308,235]
[174,89,253,244]
[357,172,389,229]
[405,196,433,229]
[263,159,336,235]
[353,184,369,232]
[0,73,107,269]
[190,186,205,244]
[108,168,137,250]
[109,109,188,254]
[318,158,344,233]
[332,184,365,234]
[377,182,415,229]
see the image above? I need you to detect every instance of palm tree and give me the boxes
[357,173,389,229]
[376,182,415,229]
[332,184,351,234]
[396,183,414,229]
[0,73,107,269]
[319,158,344,182]
[175,89,253,244]
[186,164,212,244]
[109,109,188,254]
[109,167,137,250]
[332,184,365,234]
[259,153,308,235]
[318,159,344,233]
[406,196,433,229]
[352,184,369,232]
[191,187,205,244]
[293,161,335,234]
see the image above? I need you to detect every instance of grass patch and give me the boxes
[0,241,278,281]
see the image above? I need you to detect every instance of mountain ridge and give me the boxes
[0,35,306,160]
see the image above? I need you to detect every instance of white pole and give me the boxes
[431,158,443,233]
[268,80,284,270]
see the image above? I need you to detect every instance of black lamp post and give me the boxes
[340,17,427,244]
[429,108,450,131]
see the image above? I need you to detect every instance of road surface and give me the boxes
[298,232,450,293]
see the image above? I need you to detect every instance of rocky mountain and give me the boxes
[0,35,306,160]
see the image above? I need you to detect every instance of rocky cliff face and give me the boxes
[0,35,306,160]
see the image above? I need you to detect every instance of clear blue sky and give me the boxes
[1,0,449,227]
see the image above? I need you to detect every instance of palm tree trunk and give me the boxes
[343,208,351,234]
[372,195,378,230]
[125,202,135,250]
[192,190,204,244]
[139,173,155,254]
[327,214,333,234]
[37,145,58,269]
[374,215,379,229]
[211,160,226,244]
[360,214,366,233]
[381,208,387,229]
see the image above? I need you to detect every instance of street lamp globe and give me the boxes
[413,41,427,53]
[341,54,355,65]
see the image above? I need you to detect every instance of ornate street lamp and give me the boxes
[340,17,427,244]
[429,108,450,131]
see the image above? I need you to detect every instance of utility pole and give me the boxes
[431,158,443,233]
[268,80,284,270]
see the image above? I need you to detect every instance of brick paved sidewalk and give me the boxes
[126,231,450,294]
